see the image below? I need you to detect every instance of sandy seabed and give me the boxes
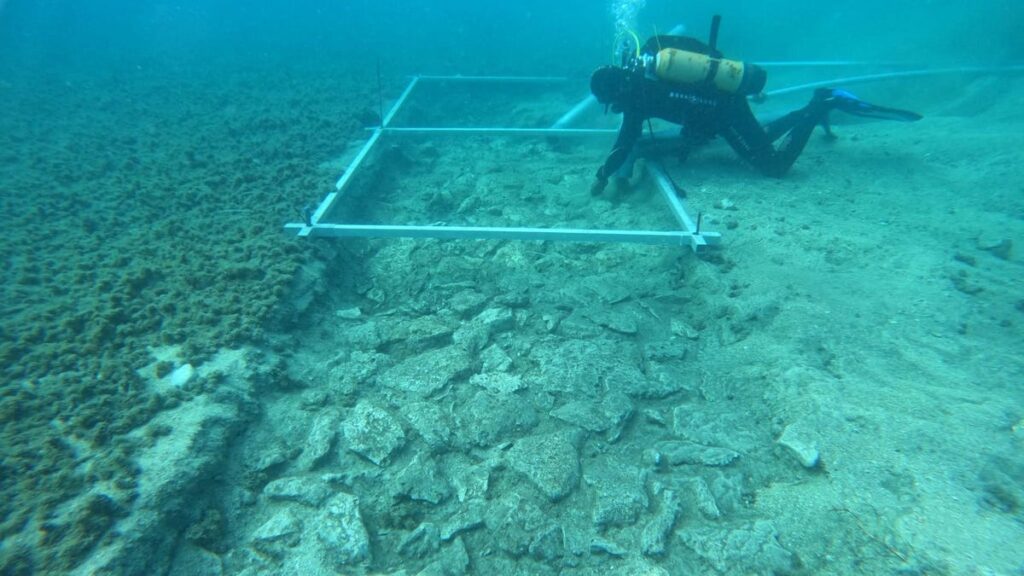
[1,67,1021,575]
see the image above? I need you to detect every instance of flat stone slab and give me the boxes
[549,391,633,441]
[400,401,453,451]
[506,431,580,501]
[378,347,471,398]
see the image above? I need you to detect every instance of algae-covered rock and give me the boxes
[342,401,405,466]
[506,431,581,501]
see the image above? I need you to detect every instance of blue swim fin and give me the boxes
[817,88,923,122]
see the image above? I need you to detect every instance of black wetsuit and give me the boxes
[598,36,826,180]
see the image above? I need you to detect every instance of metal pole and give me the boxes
[285,222,693,246]
[415,75,570,82]
[381,126,616,136]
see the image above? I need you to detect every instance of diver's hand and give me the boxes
[590,176,609,196]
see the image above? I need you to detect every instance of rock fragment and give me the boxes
[263,476,330,507]
[343,401,405,466]
[641,489,681,557]
[416,537,471,576]
[778,422,820,469]
[549,391,633,442]
[653,441,740,467]
[506,431,581,501]
[528,525,565,561]
[378,347,471,398]
[679,521,794,574]
[317,493,370,568]
[296,409,339,470]
[398,522,441,560]
[401,401,453,451]
[457,390,538,447]
[470,372,525,394]
[585,459,648,529]
[251,510,302,559]
[394,454,451,505]
[690,476,721,519]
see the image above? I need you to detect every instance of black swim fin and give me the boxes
[817,88,923,122]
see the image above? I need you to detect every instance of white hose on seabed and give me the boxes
[766,65,1024,98]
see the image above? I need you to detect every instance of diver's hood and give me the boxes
[590,65,630,106]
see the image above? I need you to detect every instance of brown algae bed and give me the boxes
[0,69,370,571]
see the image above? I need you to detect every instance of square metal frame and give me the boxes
[283,75,720,252]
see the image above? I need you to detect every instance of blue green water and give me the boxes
[1,1,1022,575]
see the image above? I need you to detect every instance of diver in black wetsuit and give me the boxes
[589,20,922,195]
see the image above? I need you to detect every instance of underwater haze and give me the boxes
[1,1,1023,575]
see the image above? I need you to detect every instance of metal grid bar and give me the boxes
[380,127,617,136]
[285,74,717,252]
[382,76,421,127]
[416,75,570,82]
[285,222,694,246]
[648,162,719,251]
[301,77,422,235]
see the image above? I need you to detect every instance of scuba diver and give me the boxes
[589,16,922,195]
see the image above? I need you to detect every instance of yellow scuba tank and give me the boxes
[654,47,766,95]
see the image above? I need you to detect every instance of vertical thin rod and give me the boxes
[376,58,384,128]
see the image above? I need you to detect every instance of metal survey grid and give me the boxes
[283,75,720,252]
